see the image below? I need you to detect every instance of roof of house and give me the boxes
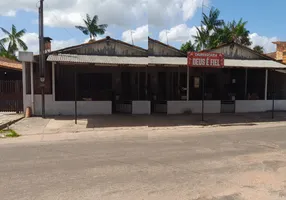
[47,54,148,65]
[148,37,186,56]
[265,52,276,59]
[46,36,148,55]
[47,54,286,69]
[0,57,22,71]
[201,42,275,60]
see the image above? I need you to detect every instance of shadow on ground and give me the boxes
[50,112,286,129]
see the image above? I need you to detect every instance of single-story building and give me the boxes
[19,36,286,116]
[0,57,23,112]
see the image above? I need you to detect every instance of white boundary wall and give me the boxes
[132,101,151,114]
[25,95,112,116]
[167,101,221,114]
[236,100,286,113]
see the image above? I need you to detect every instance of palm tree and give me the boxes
[194,26,209,50]
[253,45,264,54]
[0,24,27,55]
[222,19,252,46]
[195,8,224,50]
[202,7,224,32]
[75,14,108,42]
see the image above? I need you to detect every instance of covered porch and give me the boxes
[22,54,286,116]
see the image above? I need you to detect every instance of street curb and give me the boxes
[0,117,24,130]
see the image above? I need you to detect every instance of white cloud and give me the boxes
[249,33,278,53]
[159,24,197,44]
[148,0,209,27]
[21,33,79,53]
[122,25,148,44]
[0,0,147,28]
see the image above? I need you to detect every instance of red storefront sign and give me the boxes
[187,52,224,68]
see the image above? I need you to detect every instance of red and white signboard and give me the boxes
[187,52,224,68]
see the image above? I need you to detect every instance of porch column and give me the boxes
[22,62,26,112]
[30,62,34,114]
[244,68,248,99]
[265,69,268,100]
[187,67,190,101]
[145,66,148,99]
[52,62,56,101]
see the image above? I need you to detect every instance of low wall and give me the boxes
[30,95,112,115]
[236,100,286,113]
[132,101,150,114]
[235,100,272,113]
[167,101,221,114]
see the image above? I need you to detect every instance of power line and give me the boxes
[44,2,75,39]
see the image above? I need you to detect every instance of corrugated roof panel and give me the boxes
[47,54,286,69]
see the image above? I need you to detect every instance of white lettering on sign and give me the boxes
[210,59,220,66]
[192,58,206,66]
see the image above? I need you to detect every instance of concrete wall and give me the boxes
[235,100,272,113]
[236,100,286,113]
[274,100,286,111]
[28,95,112,116]
[167,101,221,114]
[132,101,151,114]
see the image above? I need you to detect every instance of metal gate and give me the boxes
[0,80,23,112]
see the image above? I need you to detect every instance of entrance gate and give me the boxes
[0,80,23,112]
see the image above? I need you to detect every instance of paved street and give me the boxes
[1,125,286,200]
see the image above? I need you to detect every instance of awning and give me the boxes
[47,54,148,65]
[148,56,286,69]
[47,54,286,69]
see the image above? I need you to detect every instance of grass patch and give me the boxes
[0,129,20,138]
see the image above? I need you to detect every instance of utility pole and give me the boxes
[39,0,45,118]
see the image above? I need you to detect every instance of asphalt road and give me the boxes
[1,126,286,200]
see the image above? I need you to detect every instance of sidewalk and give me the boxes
[9,112,286,136]
[0,113,24,130]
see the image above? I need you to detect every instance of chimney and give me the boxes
[44,37,53,53]
[273,41,286,60]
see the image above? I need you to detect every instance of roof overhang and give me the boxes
[47,54,148,66]
[47,54,286,69]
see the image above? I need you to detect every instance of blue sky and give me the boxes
[0,0,284,53]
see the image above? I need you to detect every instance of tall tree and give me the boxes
[253,45,264,54]
[195,7,224,49]
[220,19,252,46]
[75,14,108,42]
[0,24,28,55]
[194,26,209,50]
[202,7,224,32]
[180,40,199,53]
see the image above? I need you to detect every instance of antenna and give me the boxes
[130,30,135,45]
[166,31,170,45]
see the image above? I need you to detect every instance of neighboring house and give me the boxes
[0,57,23,112]
[19,37,286,116]
[266,41,286,63]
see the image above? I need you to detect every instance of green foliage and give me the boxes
[0,129,20,138]
[75,14,108,41]
[253,45,264,54]
[194,8,252,50]
[180,40,200,53]
[0,24,27,57]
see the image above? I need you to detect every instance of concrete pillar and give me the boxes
[30,62,34,114]
[22,62,27,112]
[244,68,248,99]
[265,69,268,100]
[52,62,56,101]
[187,67,190,101]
